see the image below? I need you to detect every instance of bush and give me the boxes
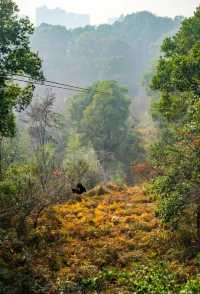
[63,132,103,189]
[62,263,180,293]
[180,278,200,294]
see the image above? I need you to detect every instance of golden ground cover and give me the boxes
[33,184,196,290]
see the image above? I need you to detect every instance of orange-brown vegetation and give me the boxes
[132,162,158,181]
[28,184,197,289]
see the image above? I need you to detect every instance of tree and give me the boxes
[0,95,70,237]
[0,0,43,176]
[25,91,62,190]
[0,0,43,138]
[0,125,30,172]
[151,7,200,238]
[69,80,142,180]
[31,13,181,114]
[63,130,103,188]
[82,81,130,155]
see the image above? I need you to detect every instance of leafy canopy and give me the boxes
[151,6,200,233]
[69,81,141,171]
[0,0,43,137]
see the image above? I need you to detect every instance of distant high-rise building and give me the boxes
[36,6,90,28]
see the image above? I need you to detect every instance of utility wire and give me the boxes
[14,73,90,91]
[0,75,88,93]
[12,78,88,93]
[0,73,107,95]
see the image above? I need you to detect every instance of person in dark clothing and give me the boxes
[72,183,86,195]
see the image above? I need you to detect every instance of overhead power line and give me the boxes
[14,73,90,91]
[0,73,107,95]
[0,75,88,93]
[13,78,87,93]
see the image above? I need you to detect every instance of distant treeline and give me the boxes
[31,11,182,114]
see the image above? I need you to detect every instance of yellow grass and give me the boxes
[34,184,195,284]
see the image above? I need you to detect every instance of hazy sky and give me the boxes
[16,0,200,24]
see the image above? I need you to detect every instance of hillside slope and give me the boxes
[2,184,200,293]
[31,12,182,114]
[28,184,199,293]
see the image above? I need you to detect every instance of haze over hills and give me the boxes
[36,6,90,29]
[31,11,182,114]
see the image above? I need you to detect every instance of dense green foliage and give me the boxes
[151,7,200,236]
[0,0,43,140]
[69,80,143,180]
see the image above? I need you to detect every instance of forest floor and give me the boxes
[29,183,200,292]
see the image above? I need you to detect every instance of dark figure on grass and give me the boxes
[72,183,86,195]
